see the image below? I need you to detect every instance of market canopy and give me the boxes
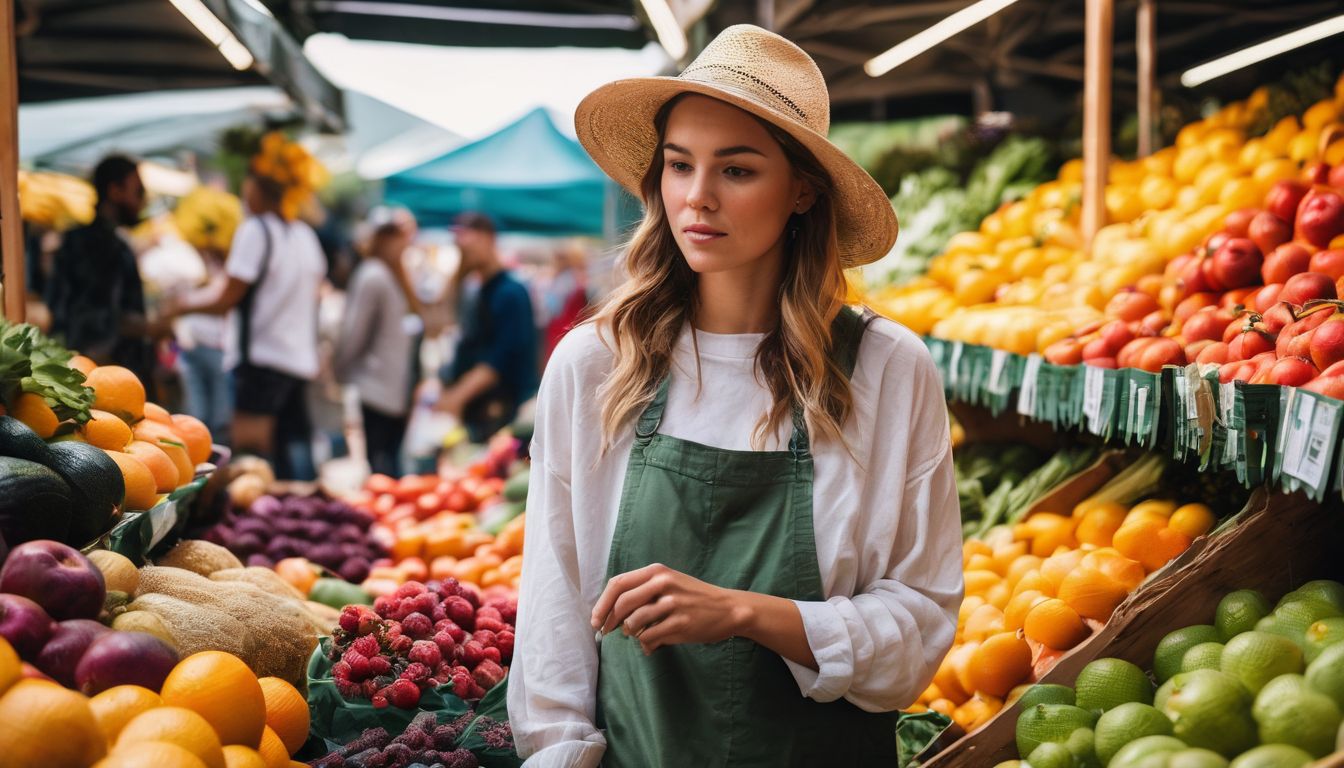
[16,0,344,131]
[382,106,611,235]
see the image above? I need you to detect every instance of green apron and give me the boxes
[595,307,899,767]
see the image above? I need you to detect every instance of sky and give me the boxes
[303,33,672,140]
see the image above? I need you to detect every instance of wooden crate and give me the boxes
[922,489,1343,767]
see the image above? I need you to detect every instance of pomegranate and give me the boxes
[1135,338,1186,372]
[1253,283,1285,315]
[1304,162,1333,185]
[1044,338,1085,366]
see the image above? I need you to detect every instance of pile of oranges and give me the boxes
[910,498,1217,733]
[0,642,309,768]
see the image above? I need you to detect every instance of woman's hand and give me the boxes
[590,563,748,655]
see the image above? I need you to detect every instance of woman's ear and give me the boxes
[792,182,817,215]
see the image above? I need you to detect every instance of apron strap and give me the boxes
[635,376,672,441]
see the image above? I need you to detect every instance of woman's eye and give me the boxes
[724,166,753,178]
[668,161,691,172]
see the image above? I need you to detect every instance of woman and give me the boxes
[507,25,963,767]
[333,222,418,477]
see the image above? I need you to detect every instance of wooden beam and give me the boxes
[756,0,774,31]
[1083,0,1113,249]
[773,0,818,31]
[1137,0,1156,157]
[0,0,22,323]
[785,0,970,38]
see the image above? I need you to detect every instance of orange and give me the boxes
[127,440,181,492]
[1076,504,1127,547]
[1004,590,1049,631]
[144,402,174,424]
[1039,549,1086,594]
[0,636,18,694]
[1113,516,1165,564]
[12,392,58,438]
[105,450,159,510]
[949,641,981,701]
[89,685,162,744]
[0,678,107,767]
[990,541,1029,575]
[1144,527,1192,572]
[96,741,209,768]
[1014,513,1077,558]
[156,441,196,488]
[1084,550,1145,592]
[82,409,134,450]
[222,745,269,768]
[963,604,1006,643]
[952,692,1003,732]
[1013,569,1055,599]
[928,698,956,717]
[1005,555,1044,587]
[1168,503,1216,539]
[160,652,266,748]
[932,655,969,704]
[963,539,993,562]
[171,414,214,465]
[967,631,1033,697]
[1024,598,1090,650]
[257,678,308,755]
[87,365,147,423]
[134,419,186,446]
[115,706,225,768]
[1057,567,1129,621]
[69,355,97,375]
[965,553,997,574]
[256,726,288,768]
[963,570,1000,597]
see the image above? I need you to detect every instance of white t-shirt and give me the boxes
[222,214,326,380]
[507,318,964,768]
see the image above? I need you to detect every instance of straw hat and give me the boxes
[575,24,898,268]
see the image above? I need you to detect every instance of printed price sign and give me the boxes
[948,342,964,390]
[1017,354,1043,417]
[1083,366,1107,435]
[988,349,1011,396]
[1281,391,1342,499]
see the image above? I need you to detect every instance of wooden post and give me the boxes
[757,0,775,31]
[0,0,21,323]
[1082,0,1113,250]
[1137,0,1156,157]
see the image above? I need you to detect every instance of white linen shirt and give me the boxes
[507,317,964,768]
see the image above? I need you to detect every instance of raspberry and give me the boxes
[311,753,345,767]
[344,727,392,754]
[457,640,485,668]
[332,660,352,682]
[410,592,438,616]
[388,678,421,708]
[401,662,431,683]
[385,623,404,641]
[457,584,481,609]
[345,652,373,681]
[481,646,501,665]
[352,634,381,659]
[368,654,392,676]
[402,612,433,638]
[389,634,414,653]
[431,724,459,750]
[475,617,508,634]
[373,595,396,617]
[475,606,503,624]
[432,630,457,658]
[409,640,442,666]
[382,743,411,765]
[444,748,480,768]
[472,629,497,648]
[435,620,467,644]
[361,679,381,698]
[450,669,474,698]
[371,690,390,708]
[473,659,506,690]
[443,596,475,630]
[437,577,461,597]
[335,679,360,698]
[340,604,380,635]
[489,599,518,625]
[495,630,514,663]
[435,661,454,680]
[431,603,449,623]
[396,581,428,599]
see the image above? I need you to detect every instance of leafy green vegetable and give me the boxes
[0,322,93,424]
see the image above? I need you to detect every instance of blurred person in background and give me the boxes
[539,242,592,365]
[174,245,232,445]
[46,154,160,383]
[333,222,418,477]
[436,212,538,443]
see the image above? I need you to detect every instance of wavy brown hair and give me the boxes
[592,94,853,451]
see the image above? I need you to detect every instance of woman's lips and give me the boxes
[683,225,725,243]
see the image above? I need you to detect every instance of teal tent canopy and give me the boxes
[383,107,613,236]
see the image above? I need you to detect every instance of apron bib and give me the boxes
[596,307,898,767]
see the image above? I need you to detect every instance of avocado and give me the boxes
[0,456,72,545]
[44,441,123,545]
[0,415,54,465]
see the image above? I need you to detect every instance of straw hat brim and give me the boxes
[575,76,898,269]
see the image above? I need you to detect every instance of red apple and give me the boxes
[1309,249,1344,281]
[0,541,106,621]
[1100,320,1136,352]
[1281,272,1339,307]
[1196,342,1230,366]
[1136,338,1186,372]
[0,594,55,658]
[1180,257,1213,295]
[1330,164,1344,191]
[1229,327,1275,360]
[1311,318,1344,372]
[1297,189,1344,249]
[1223,208,1260,238]
[1268,356,1318,387]
[1248,211,1293,257]
[1305,370,1344,399]
[1166,252,1194,281]
[1211,238,1263,290]
[75,631,179,695]
[35,619,110,688]
[1183,307,1236,343]
[1265,179,1310,223]
[1263,243,1313,285]
[1105,290,1160,322]
[1118,337,1154,369]
[1263,301,1298,334]
[1185,339,1216,362]
[1304,162,1333,185]
[1278,309,1331,359]
[1254,283,1286,314]
[1202,231,1233,258]
[1200,255,1227,292]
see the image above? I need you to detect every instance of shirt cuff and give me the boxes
[520,739,605,768]
[783,598,853,703]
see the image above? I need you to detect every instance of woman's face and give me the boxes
[660,96,810,280]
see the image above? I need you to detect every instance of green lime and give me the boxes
[1255,615,1305,648]
[1216,590,1271,643]
[1126,756,1174,768]
[1221,631,1304,694]
[1155,626,1222,684]
[1030,741,1078,768]
[1095,703,1173,767]
[1159,669,1256,757]
[1225,744,1313,768]
[1019,683,1079,710]
[1067,727,1102,768]
[1274,598,1343,643]
[1252,673,1341,758]
[1077,658,1155,713]
[1017,704,1099,758]
[1306,641,1344,710]
[1154,677,1177,712]
[1303,616,1344,664]
[1168,749,1228,768]
[992,762,1025,768]
[1107,735,1186,768]
[1181,643,1225,674]
[1284,580,1344,614]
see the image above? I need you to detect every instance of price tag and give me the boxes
[948,342,964,389]
[989,349,1011,396]
[1136,385,1149,436]
[1185,373,1200,421]
[1219,381,1236,423]
[1017,354,1043,417]
[1083,366,1106,434]
[1282,393,1340,491]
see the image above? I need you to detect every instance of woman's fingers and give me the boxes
[620,595,676,637]
[637,613,688,654]
[590,563,669,632]
[599,576,665,635]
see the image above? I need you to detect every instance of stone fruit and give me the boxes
[1262,243,1313,285]
[0,540,106,621]
[1310,250,1344,281]
[35,619,111,687]
[1265,180,1309,224]
[0,593,55,658]
[1297,189,1344,249]
[1248,212,1293,258]
[1281,272,1338,308]
[76,631,180,695]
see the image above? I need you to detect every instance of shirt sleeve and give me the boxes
[331,268,382,380]
[507,362,606,767]
[482,282,534,379]
[226,218,268,284]
[783,342,963,712]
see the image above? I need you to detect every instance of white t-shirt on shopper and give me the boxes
[222,213,325,380]
[507,317,965,768]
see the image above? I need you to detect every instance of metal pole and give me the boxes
[757,0,775,31]
[0,0,22,322]
[1082,0,1113,249]
[1137,0,1156,157]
